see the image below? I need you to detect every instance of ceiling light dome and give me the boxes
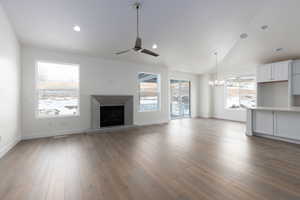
[73,25,81,32]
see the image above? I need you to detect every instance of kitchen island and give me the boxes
[246,107,300,144]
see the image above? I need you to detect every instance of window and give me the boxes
[226,78,240,109]
[225,76,256,109]
[36,61,79,117]
[138,73,160,112]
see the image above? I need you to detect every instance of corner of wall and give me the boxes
[0,3,22,159]
[0,136,21,159]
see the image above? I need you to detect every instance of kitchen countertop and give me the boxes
[249,106,300,112]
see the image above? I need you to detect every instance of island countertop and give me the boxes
[248,106,300,112]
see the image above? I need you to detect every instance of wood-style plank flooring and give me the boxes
[0,118,300,200]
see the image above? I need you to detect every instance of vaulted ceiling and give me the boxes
[1,0,300,74]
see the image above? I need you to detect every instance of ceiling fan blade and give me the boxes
[141,49,159,57]
[115,49,131,55]
[115,3,161,58]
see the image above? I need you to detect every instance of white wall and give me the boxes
[205,66,256,122]
[168,71,200,118]
[22,46,201,139]
[198,74,213,118]
[0,4,21,158]
[213,86,247,122]
[198,73,246,121]
[258,82,289,107]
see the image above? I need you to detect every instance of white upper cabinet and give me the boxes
[272,61,289,81]
[257,64,272,83]
[292,60,300,74]
[257,61,290,83]
[292,60,300,95]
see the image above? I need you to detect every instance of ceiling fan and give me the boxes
[115,2,159,57]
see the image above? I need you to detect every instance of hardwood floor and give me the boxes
[0,118,300,200]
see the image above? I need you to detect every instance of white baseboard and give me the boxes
[254,133,300,145]
[136,121,169,126]
[87,125,138,134]
[245,131,253,136]
[0,136,21,159]
[22,121,170,140]
[22,129,88,140]
[211,117,246,123]
[197,114,212,118]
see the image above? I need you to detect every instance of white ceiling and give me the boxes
[1,0,300,74]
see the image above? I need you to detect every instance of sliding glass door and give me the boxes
[170,80,191,119]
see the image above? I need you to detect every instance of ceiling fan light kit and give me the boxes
[115,2,159,57]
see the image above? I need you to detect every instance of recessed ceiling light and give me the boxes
[276,48,283,52]
[261,25,269,30]
[240,33,248,39]
[152,44,158,49]
[73,25,81,32]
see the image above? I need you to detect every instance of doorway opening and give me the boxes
[170,80,191,119]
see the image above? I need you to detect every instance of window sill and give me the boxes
[138,110,160,113]
[36,114,80,119]
[224,108,246,111]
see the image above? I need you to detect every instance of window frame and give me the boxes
[224,75,256,110]
[35,60,80,119]
[137,72,161,112]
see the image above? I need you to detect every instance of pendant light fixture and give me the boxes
[209,52,224,86]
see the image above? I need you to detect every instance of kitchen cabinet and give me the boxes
[274,112,300,140]
[257,61,290,83]
[247,108,300,143]
[257,64,272,83]
[292,60,300,74]
[292,60,300,95]
[253,110,274,135]
[272,61,289,81]
[292,74,300,95]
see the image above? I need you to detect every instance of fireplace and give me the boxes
[100,105,124,127]
[91,95,133,129]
